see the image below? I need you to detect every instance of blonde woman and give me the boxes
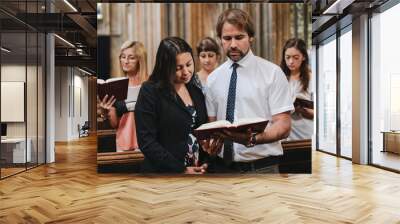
[98,41,148,151]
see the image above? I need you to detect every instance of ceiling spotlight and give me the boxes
[63,0,78,12]
[1,47,11,53]
[322,0,355,15]
[78,67,92,76]
[54,34,75,48]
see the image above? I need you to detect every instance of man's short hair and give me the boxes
[216,8,255,38]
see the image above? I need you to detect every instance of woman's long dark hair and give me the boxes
[149,37,195,93]
[280,38,311,92]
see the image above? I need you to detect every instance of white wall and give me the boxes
[55,66,69,141]
[1,63,46,164]
[54,67,89,141]
[1,65,37,137]
[75,73,89,134]
[1,65,26,137]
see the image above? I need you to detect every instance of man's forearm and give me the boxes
[255,116,291,144]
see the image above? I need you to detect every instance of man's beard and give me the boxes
[227,48,245,62]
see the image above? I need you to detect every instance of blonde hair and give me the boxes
[119,40,148,84]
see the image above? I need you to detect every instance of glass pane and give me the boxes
[371,3,400,171]
[27,31,38,169]
[1,30,27,177]
[317,37,337,154]
[339,29,352,158]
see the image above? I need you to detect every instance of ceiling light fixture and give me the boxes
[78,67,92,76]
[63,0,78,12]
[1,47,11,53]
[322,0,354,15]
[54,34,75,48]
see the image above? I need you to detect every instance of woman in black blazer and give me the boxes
[135,37,209,174]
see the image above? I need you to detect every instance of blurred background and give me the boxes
[97,3,311,80]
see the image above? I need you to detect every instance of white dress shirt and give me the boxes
[287,79,314,140]
[205,50,294,162]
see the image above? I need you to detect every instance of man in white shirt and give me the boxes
[202,8,294,173]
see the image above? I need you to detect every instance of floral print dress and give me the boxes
[184,105,200,167]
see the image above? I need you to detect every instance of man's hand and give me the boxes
[185,163,208,174]
[221,128,252,146]
[200,137,224,156]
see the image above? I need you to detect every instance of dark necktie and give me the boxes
[223,63,239,165]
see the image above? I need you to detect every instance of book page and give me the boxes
[233,117,267,126]
[196,120,232,130]
[97,79,105,84]
[106,77,128,83]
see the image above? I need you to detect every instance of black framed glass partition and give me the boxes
[316,35,337,155]
[314,0,399,171]
[339,25,352,159]
[315,23,353,159]
[0,0,46,179]
[370,2,400,171]
[0,31,28,177]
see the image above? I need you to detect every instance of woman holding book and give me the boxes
[194,37,220,89]
[135,37,211,174]
[280,38,314,140]
[98,40,148,151]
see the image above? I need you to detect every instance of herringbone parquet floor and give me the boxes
[1,135,400,223]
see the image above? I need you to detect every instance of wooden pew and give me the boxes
[97,151,144,165]
[280,139,312,173]
[97,128,311,174]
[97,129,116,153]
[97,129,144,173]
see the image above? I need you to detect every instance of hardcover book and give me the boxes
[294,98,314,109]
[194,118,269,140]
[97,77,129,101]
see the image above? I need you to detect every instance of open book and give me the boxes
[294,98,314,109]
[97,77,129,101]
[193,117,269,140]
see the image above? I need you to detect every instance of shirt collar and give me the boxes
[227,49,254,69]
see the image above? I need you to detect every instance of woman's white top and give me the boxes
[125,85,141,111]
[288,79,314,140]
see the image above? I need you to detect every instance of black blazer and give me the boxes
[135,80,208,173]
